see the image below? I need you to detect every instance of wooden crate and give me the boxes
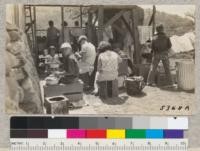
[44,80,83,97]
[156,72,177,87]
[44,80,83,102]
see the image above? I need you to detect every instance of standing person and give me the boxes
[71,21,84,52]
[46,20,60,50]
[76,35,96,90]
[59,21,71,46]
[103,25,113,42]
[147,24,173,87]
[59,42,79,84]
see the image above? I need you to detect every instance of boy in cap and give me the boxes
[59,42,79,83]
[147,24,173,87]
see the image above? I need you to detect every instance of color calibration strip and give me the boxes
[10,129,184,139]
[10,116,188,129]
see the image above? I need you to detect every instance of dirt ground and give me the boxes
[70,85,195,115]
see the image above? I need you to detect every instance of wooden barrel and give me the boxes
[176,61,195,91]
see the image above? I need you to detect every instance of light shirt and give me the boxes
[46,54,60,69]
[78,42,96,74]
[97,50,122,81]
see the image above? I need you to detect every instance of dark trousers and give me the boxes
[79,72,90,88]
[147,53,173,85]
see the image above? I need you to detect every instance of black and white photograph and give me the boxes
[5,4,196,115]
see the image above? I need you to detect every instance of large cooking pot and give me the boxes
[125,76,145,95]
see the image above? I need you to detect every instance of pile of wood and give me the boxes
[5,23,42,114]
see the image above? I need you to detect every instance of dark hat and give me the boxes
[156,24,164,33]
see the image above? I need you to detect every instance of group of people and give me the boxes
[43,34,123,95]
[46,20,85,52]
[44,22,174,96]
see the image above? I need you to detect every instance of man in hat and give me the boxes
[59,42,79,83]
[70,21,85,51]
[76,35,96,90]
[147,24,173,86]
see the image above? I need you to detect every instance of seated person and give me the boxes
[59,42,79,84]
[46,45,61,72]
[96,41,122,82]
[38,49,49,73]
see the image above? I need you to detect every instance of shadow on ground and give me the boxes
[127,91,147,98]
[101,96,129,105]
[159,86,195,93]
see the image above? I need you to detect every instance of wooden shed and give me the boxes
[86,5,145,64]
[6,5,156,66]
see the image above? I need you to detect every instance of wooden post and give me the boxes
[121,16,134,41]
[152,5,156,35]
[104,10,125,28]
[87,10,93,42]
[33,6,39,67]
[61,6,64,47]
[80,6,83,28]
[97,6,104,44]
[131,8,141,64]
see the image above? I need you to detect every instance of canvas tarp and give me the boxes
[170,32,195,54]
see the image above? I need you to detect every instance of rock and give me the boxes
[8,31,21,42]
[6,22,18,31]
[6,41,23,55]
[6,76,24,112]
[6,31,10,44]
[5,23,43,114]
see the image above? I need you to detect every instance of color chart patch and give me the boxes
[10,129,184,139]
[10,116,188,129]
